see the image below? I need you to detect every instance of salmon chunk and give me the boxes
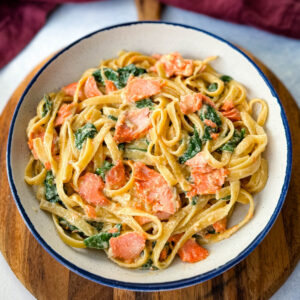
[62,82,84,100]
[213,218,227,233]
[124,77,161,102]
[188,168,229,196]
[154,52,194,77]
[105,160,126,190]
[186,151,228,196]
[185,152,214,173]
[178,238,209,263]
[114,108,152,143]
[105,80,117,94]
[78,173,110,206]
[179,93,216,115]
[221,100,241,121]
[54,103,76,126]
[134,216,152,226]
[134,162,178,219]
[109,232,146,262]
[84,76,102,98]
[179,94,202,114]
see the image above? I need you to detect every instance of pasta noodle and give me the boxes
[25,51,268,270]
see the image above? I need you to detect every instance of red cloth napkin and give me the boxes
[161,0,300,39]
[0,0,97,69]
[1,0,299,69]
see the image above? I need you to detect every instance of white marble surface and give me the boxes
[0,0,299,299]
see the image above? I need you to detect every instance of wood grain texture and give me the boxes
[0,49,299,300]
[135,0,161,20]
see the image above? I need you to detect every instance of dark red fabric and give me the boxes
[160,0,300,39]
[1,0,300,69]
[0,0,98,69]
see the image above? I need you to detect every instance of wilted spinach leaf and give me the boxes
[136,98,154,109]
[202,125,218,141]
[118,143,126,151]
[179,127,202,164]
[191,196,198,205]
[84,224,122,249]
[207,82,218,92]
[44,170,61,203]
[95,161,114,180]
[58,217,79,233]
[140,259,158,270]
[117,64,147,88]
[108,115,118,121]
[42,94,52,117]
[220,75,232,83]
[93,64,146,89]
[74,123,97,150]
[87,221,104,231]
[199,104,222,126]
[219,128,246,152]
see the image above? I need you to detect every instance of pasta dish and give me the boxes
[25,51,268,270]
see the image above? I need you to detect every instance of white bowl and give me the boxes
[7,22,292,291]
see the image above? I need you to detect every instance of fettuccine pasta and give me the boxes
[25,51,268,270]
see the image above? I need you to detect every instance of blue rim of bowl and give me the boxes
[6,21,292,291]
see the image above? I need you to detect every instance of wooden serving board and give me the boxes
[0,48,299,300]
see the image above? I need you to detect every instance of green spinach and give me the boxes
[87,221,104,231]
[199,104,222,126]
[83,224,122,249]
[58,217,79,233]
[93,64,147,89]
[219,195,231,201]
[220,75,232,83]
[207,82,218,92]
[179,127,202,164]
[207,226,216,234]
[118,143,126,151]
[42,94,52,117]
[117,64,147,88]
[108,115,118,121]
[44,171,61,203]
[135,98,154,109]
[199,104,222,141]
[74,123,97,150]
[191,196,198,205]
[219,128,246,152]
[95,161,114,180]
[140,259,158,270]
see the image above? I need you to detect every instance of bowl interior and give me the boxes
[7,22,291,290]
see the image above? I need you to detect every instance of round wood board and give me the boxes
[0,49,299,300]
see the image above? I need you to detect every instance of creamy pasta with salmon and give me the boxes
[25,51,268,269]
